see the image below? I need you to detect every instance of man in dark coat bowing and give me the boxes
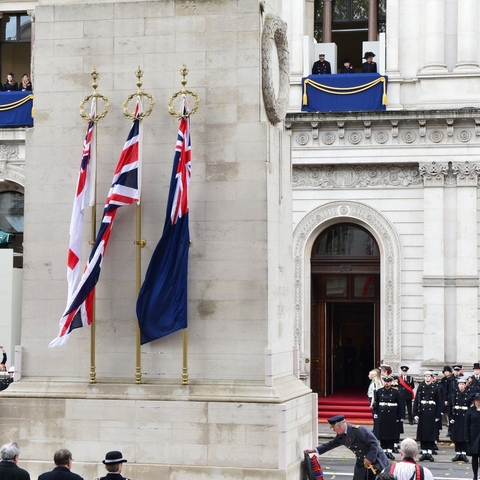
[304,415,390,480]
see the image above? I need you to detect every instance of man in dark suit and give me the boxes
[38,449,83,480]
[304,415,390,480]
[0,442,30,480]
[398,365,415,424]
[312,54,332,74]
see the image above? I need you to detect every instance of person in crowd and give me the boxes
[373,375,403,459]
[413,371,442,461]
[340,58,355,73]
[383,437,434,480]
[20,74,32,92]
[390,375,405,454]
[431,372,443,455]
[98,451,130,480]
[3,73,18,91]
[38,449,83,480]
[362,52,377,73]
[441,366,453,430]
[0,346,7,369]
[0,441,30,480]
[304,414,390,480]
[449,376,470,462]
[312,53,331,75]
[466,393,480,480]
[380,364,392,377]
[473,363,480,389]
[467,373,480,397]
[398,365,415,424]
[368,368,383,436]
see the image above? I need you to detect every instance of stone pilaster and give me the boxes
[452,162,480,362]
[419,162,448,364]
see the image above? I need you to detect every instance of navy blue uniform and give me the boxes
[316,423,389,480]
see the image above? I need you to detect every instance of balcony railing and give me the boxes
[0,91,33,128]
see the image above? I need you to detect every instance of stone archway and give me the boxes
[293,200,402,383]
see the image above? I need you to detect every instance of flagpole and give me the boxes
[123,67,154,384]
[80,68,109,383]
[168,65,200,386]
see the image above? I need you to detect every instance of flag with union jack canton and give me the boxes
[50,98,142,347]
[136,95,191,344]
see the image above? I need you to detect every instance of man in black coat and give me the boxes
[38,449,83,480]
[362,52,377,73]
[0,442,30,480]
[304,415,389,480]
[312,54,332,75]
[413,371,442,461]
[373,376,403,460]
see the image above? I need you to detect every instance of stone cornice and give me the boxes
[286,109,480,150]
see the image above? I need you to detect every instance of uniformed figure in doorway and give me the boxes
[304,415,390,480]
[362,52,377,73]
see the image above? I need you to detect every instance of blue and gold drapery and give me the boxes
[0,91,34,127]
[301,73,388,112]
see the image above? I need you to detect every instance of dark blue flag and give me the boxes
[136,97,191,344]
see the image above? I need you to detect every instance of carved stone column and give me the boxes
[419,162,448,365]
[454,0,480,72]
[420,0,448,74]
[452,162,480,362]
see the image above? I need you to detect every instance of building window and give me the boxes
[2,14,31,42]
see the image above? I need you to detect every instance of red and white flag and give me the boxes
[67,99,96,302]
[51,98,142,347]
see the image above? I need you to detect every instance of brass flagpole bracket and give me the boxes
[168,64,200,119]
[80,67,109,123]
[123,66,155,120]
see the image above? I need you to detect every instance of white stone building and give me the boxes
[0,0,478,479]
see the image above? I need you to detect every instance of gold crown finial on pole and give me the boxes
[123,66,155,120]
[168,64,200,119]
[79,67,109,122]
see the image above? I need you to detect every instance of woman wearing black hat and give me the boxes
[466,394,480,480]
[362,52,377,73]
[98,451,130,480]
[340,58,355,74]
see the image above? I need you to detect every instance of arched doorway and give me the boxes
[293,201,402,397]
[310,223,380,396]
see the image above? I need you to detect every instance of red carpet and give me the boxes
[318,388,373,425]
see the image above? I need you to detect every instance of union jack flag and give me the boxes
[136,95,191,344]
[50,98,142,347]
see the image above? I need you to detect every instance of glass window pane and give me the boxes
[19,15,31,41]
[5,16,17,41]
[352,0,368,19]
[354,276,375,297]
[326,277,347,297]
[315,224,379,256]
[0,192,24,233]
[333,0,349,20]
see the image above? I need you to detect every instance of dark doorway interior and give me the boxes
[310,223,380,397]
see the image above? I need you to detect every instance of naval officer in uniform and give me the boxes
[304,415,390,480]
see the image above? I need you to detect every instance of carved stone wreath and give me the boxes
[261,14,290,124]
